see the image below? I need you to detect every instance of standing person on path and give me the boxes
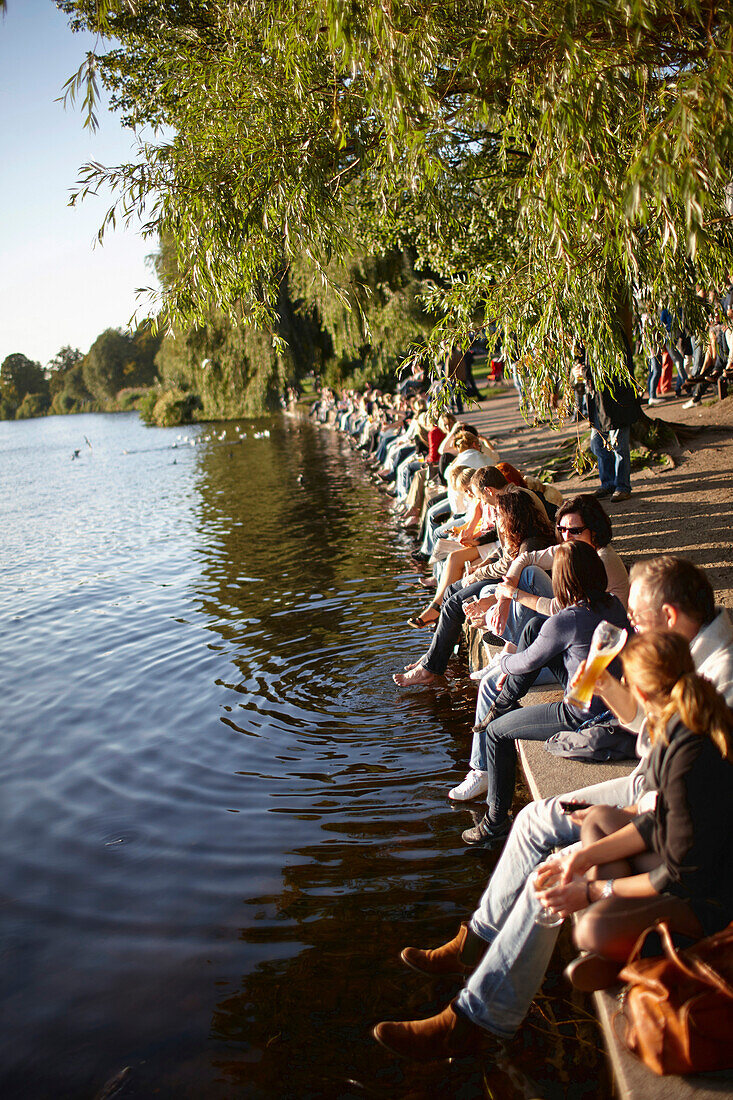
[444,345,468,414]
[581,344,641,503]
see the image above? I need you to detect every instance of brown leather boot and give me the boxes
[373,999,484,1062]
[401,922,488,977]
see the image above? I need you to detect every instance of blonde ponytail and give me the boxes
[664,673,733,759]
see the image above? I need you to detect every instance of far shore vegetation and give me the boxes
[6,0,733,426]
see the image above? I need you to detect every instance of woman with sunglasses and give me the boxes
[481,494,628,649]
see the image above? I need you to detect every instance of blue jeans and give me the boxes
[420,501,456,554]
[665,339,687,393]
[470,699,582,824]
[375,428,400,464]
[384,441,413,474]
[396,456,421,498]
[500,566,553,645]
[647,355,662,399]
[454,769,644,1037]
[443,378,464,414]
[474,661,559,725]
[473,598,558,727]
[470,614,578,822]
[590,426,631,494]
[422,579,489,674]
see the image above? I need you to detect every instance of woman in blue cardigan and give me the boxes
[459,540,629,848]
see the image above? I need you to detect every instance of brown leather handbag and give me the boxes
[615,919,733,1076]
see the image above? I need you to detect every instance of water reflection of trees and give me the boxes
[193,419,396,610]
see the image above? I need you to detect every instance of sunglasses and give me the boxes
[556,523,587,536]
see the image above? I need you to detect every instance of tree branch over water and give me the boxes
[53,0,733,413]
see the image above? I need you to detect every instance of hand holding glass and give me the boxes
[532,856,569,927]
[565,621,627,710]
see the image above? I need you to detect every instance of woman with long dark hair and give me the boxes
[395,483,555,685]
[485,493,628,647]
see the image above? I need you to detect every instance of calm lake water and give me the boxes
[0,412,607,1099]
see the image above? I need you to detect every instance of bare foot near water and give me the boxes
[393,665,439,687]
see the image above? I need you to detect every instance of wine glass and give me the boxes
[531,856,572,928]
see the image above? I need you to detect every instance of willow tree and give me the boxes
[59,0,733,412]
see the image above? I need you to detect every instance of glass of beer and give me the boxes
[565,621,628,710]
[531,868,564,927]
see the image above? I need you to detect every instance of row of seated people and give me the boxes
[681,302,733,406]
[316,388,733,1065]
[644,294,733,407]
[376,578,733,1061]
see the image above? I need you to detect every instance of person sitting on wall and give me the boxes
[374,557,732,1063]
[540,630,733,986]
[454,541,629,847]
[395,480,556,682]
[466,495,627,669]
[371,629,733,1064]
[407,467,517,629]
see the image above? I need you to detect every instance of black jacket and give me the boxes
[634,720,733,934]
[583,338,641,431]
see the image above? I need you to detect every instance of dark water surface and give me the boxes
[0,413,606,1099]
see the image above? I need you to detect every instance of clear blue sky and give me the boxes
[0,0,159,366]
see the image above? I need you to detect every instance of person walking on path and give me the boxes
[578,344,641,503]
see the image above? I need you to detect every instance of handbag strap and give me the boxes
[648,920,733,1000]
[625,919,667,968]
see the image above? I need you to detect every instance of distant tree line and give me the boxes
[0,327,162,421]
[1,237,431,426]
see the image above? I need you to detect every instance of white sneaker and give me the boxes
[449,770,489,801]
[647,397,663,406]
[682,399,698,409]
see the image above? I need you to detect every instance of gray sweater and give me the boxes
[504,542,629,614]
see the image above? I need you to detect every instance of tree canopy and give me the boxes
[58,0,733,411]
[0,352,46,405]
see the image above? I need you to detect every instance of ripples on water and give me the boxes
[0,413,606,1098]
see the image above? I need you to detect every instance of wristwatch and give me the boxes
[600,880,614,900]
[510,589,519,601]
